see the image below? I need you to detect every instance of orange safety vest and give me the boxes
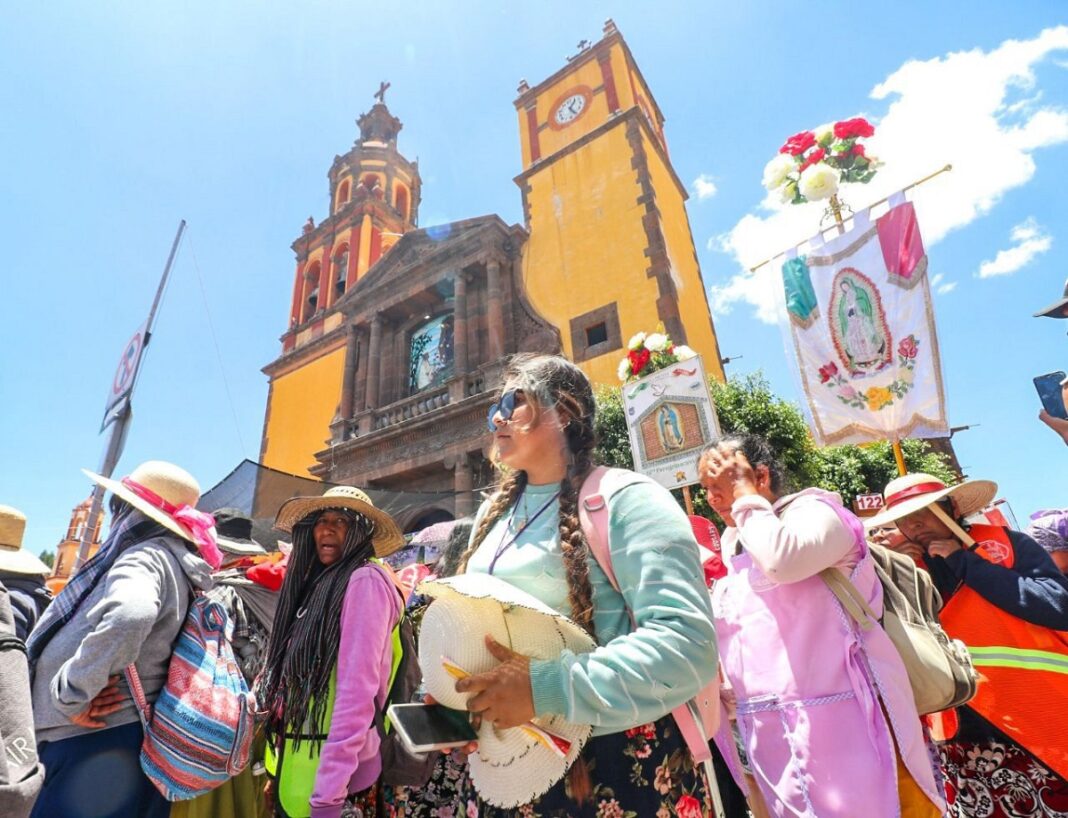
[934,524,1068,780]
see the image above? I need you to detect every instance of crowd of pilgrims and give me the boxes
[1,353,1066,818]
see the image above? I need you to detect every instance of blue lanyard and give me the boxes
[487,488,561,574]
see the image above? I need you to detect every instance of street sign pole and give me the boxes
[75,220,186,569]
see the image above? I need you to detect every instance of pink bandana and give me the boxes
[121,477,223,569]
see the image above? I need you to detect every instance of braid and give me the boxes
[456,470,527,574]
[558,445,597,640]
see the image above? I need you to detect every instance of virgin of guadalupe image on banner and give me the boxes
[781,194,949,445]
[622,355,721,488]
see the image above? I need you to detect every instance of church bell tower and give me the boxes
[515,20,725,386]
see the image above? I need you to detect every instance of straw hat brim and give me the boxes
[215,535,267,556]
[83,469,198,545]
[273,495,405,558]
[416,574,596,807]
[0,546,51,577]
[865,479,998,529]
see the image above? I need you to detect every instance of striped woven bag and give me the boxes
[125,595,256,801]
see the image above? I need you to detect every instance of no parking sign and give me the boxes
[101,321,148,430]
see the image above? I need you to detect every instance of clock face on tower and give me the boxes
[549,87,592,129]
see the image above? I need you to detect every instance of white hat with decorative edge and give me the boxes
[416,572,597,808]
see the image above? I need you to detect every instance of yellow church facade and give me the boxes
[260,21,725,508]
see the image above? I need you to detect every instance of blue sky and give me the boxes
[1,2,1066,557]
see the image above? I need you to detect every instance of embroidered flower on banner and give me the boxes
[820,335,921,411]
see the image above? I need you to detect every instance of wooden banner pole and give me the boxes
[682,485,695,517]
[891,440,907,476]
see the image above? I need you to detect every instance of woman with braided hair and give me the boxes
[450,354,720,817]
[258,486,406,818]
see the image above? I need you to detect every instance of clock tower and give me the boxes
[515,20,725,386]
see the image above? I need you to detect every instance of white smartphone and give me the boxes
[387,703,478,754]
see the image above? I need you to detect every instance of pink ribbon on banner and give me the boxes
[121,477,223,569]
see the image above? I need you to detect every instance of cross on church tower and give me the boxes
[374,81,390,104]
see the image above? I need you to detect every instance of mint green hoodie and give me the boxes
[465,476,718,735]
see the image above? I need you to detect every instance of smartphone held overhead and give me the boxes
[387,703,478,755]
[1034,371,1068,420]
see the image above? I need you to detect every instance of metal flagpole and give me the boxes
[75,220,187,570]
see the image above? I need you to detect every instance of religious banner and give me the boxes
[622,354,721,488]
[101,319,148,431]
[782,196,949,446]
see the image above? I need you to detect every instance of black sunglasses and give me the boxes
[487,389,524,431]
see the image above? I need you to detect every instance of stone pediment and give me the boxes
[336,215,520,311]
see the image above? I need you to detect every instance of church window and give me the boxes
[409,314,455,393]
[337,180,350,208]
[585,322,608,347]
[301,262,321,322]
[395,185,409,221]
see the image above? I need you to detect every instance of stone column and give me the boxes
[317,243,333,310]
[338,323,359,423]
[453,271,468,375]
[365,313,383,410]
[486,258,504,360]
[454,453,474,517]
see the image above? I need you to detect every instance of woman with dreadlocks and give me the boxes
[449,354,720,817]
[259,486,406,818]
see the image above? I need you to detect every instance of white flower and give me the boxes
[814,123,834,146]
[627,331,647,350]
[645,332,669,352]
[762,154,795,191]
[617,357,632,382]
[799,164,840,201]
[779,179,799,204]
[673,344,697,361]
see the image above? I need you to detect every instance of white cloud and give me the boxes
[692,174,718,200]
[930,272,958,295]
[978,217,1052,277]
[709,26,1068,323]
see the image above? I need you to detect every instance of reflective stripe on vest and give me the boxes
[969,645,1068,674]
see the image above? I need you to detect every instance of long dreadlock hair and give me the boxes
[458,354,599,638]
[259,508,375,751]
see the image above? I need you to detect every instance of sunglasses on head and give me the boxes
[487,389,525,431]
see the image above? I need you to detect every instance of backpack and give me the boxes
[0,585,43,818]
[372,561,440,788]
[578,467,720,763]
[125,594,256,801]
[817,510,978,716]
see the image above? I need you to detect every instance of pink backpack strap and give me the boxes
[578,467,718,763]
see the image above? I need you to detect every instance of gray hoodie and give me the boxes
[0,583,43,818]
[31,535,213,743]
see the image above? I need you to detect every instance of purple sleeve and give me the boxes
[310,565,400,817]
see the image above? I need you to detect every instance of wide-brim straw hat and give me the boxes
[0,505,51,576]
[83,461,206,547]
[865,472,998,529]
[416,573,597,808]
[273,485,404,558]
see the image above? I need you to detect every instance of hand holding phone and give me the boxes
[1034,371,1068,420]
[387,703,478,755]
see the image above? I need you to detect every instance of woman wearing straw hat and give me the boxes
[700,434,945,818]
[258,485,406,818]
[446,354,719,817]
[0,505,53,641]
[869,472,1068,817]
[27,461,221,818]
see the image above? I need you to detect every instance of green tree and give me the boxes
[594,372,956,512]
[38,549,55,569]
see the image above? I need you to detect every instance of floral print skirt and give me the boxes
[940,737,1068,818]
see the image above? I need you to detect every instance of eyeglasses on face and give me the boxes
[486,389,525,432]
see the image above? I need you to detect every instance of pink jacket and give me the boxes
[310,563,401,818]
[712,489,944,817]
